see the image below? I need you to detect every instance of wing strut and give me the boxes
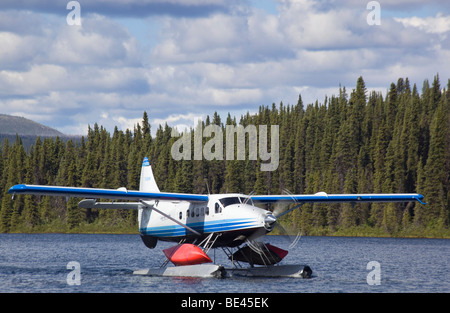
[139,200,201,236]
[275,203,304,218]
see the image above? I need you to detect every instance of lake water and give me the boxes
[0,233,449,294]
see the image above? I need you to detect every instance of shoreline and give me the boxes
[4,227,450,239]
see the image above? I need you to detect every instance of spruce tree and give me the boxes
[23,146,40,229]
[422,95,449,226]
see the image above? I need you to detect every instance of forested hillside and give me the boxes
[1,76,449,237]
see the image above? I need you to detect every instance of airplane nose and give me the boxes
[264,213,277,230]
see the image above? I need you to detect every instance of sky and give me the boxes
[0,0,449,135]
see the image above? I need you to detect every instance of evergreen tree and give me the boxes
[66,197,83,229]
[0,75,448,236]
[23,146,39,229]
[422,95,449,226]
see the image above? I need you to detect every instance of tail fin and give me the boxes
[139,157,160,192]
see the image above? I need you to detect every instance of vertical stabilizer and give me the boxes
[139,157,160,192]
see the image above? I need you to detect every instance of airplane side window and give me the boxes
[195,207,199,217]
[179,211,182,220]
[206,207,209,215]
[191,209,195,218]
[201,207,204,216]
[186,209,189,218]
[215,203,220,214]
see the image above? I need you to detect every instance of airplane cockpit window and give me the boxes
[219,197,241,208]
[239,197,253,206]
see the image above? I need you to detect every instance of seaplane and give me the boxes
[8,157,426,278]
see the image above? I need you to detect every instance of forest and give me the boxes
[0,76,449,237]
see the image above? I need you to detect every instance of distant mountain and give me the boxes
[0,114,81,150]
[0,114,64,137]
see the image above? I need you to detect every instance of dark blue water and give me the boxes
[0,234,449,293]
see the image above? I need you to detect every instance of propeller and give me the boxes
[273,222,301,250]
[246,189,303,249]
[270,189,303,250]
[230,189,303,266]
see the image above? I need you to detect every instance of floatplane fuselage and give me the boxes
[137,193,276,249]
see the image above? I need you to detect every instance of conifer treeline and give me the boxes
[0,76,449,236]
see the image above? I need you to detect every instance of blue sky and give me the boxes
[0,0,449,135]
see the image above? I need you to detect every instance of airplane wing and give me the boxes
[8,184,205,236]
[8,184,208,203]
[250,192,425,218]
[251,192,426,204]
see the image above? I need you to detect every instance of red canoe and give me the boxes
[163,244,212,266]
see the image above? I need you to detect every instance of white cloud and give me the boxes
[0,0,449,136]
[0,32,41,69]
[47,15,142,67]
[152,112,204,135]
[278,1,359,50]
[395,13,450,35]
[0,64,69,95]
[111,115,143,131]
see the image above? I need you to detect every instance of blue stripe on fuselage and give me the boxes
[139,218,259,237]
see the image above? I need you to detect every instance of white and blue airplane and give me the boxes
[9,157,425,277]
